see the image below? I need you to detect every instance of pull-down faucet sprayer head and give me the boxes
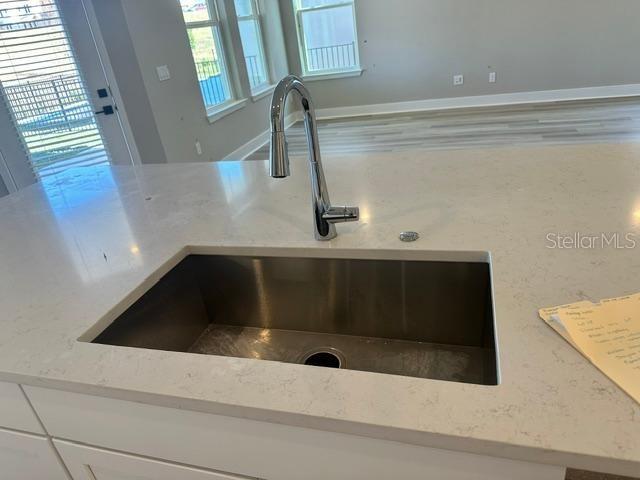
[269,130,289,178]
[269,77,293,179]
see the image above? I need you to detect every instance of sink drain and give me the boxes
[301,348,344,369]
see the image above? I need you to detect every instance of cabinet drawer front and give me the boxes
[26,386,564,480]
[0,381,43,433]
[0,428,68,480]
[54,440,257,480]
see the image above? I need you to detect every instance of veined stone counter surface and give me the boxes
[1,144,639,476]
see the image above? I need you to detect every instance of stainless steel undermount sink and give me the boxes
[85,253,498,385]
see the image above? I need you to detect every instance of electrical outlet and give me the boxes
[195,141,202,156]
[453,74,464,86]
[489,72,497,83]
[156,65,171,82]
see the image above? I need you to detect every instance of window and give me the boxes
[234,0,269,92]
[179,0,234,110]
[292,0,360,76]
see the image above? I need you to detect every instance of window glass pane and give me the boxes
[238,18,268,89]
[179,0,211,23]
[187,26,232,107]
[234,0,253,17]
[300,0,348,8]
[301,5,357,72]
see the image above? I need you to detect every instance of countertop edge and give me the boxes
[5,372,638,478]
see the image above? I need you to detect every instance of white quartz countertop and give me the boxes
[1,144,639,476]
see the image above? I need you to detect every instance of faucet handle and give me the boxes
[323,206,360,223]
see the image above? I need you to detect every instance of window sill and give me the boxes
[301,69,363,82]
[206,99,248,124]
[250,84,276,102]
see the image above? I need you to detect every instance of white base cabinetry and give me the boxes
[0,381,567,480]
[0,428,68,480]
[54,440,257,480]
[23,386,566,480]
[0,381,44,434]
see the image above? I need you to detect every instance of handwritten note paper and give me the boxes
[539,293,640,404]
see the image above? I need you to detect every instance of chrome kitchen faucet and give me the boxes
[269,75,359,240]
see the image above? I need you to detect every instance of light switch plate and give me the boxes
[156,65,171,82]
[453,74,464,86]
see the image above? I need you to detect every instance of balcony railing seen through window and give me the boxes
[306,41,356,72]
[195,54,264,105]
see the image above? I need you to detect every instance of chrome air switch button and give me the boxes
[399,231,419,242]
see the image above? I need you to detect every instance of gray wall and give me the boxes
[0,175,8,197]
[93,0,640,162]
[93,0,288,163]
[279,0,640,109]
[91,0,168,164]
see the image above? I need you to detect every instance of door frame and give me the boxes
[72,0,142,166]
[0,150,18,194]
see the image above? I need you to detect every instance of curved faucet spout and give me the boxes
[269,75,359,241]
[269,75,317,178]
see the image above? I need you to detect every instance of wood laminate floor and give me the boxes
[246,97,640,160]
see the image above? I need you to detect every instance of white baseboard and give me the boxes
[222,112,301,161]
[314,83,640,120]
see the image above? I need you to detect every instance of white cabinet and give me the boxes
[0,381,44,433]
[0,427,68,480]
[54,440,257,480]
[25,386,566,480]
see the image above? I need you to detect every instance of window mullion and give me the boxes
[212,22,234,101]
[253,14,269,87]
[206,0,220,22]
[295,9,310,75]
[235,0,270,91]
[185,19,217,29]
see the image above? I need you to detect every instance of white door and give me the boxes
[57,0,136,166]
[0,0,136,192]
[54,440,257,480]
[0,428,69,480]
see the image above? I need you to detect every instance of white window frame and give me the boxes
[292,0,361,78]
[181,0,236,114]
[235,0,270,93]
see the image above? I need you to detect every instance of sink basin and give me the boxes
[86,253,498,385]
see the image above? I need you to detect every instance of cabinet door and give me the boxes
[0,428,68,480]
[54,440,259,480]
[0,382,44,433]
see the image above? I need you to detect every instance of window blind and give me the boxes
[0,0,109,179]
